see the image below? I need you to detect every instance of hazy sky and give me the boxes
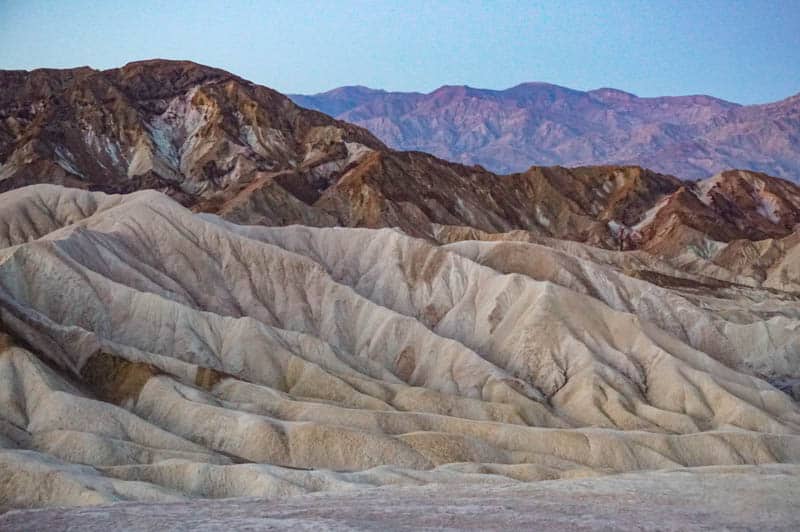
[1,0,799,104]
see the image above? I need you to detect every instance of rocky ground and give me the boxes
[3,465,799,530]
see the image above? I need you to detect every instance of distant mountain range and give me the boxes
[291,84,800,181]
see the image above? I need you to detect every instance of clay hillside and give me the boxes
[0,61,799,522]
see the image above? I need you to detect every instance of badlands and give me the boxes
[0,60,799,529]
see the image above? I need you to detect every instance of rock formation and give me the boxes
[0,185,798,512]
[0,60,799,519]
[0,60,383,202]
[3,61,800,256]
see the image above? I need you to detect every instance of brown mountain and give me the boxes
[291,84,800,181]
[0,60,385,202]
[3,60,799,257]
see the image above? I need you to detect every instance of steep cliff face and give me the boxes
[292,83,800,181]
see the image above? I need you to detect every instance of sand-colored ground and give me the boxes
[0,185,798,513]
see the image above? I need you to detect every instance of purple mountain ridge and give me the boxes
[291,84,800,182]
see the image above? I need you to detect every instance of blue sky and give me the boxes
[1,0,798,104]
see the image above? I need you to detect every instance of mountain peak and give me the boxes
[319,85,386,97]
[588,87,638,101]
[430,84,479,96]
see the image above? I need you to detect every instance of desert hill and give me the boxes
[0,61,799,517]
[0,184,798,511]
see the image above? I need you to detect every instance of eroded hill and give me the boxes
[0,185,798,511]
[0,60,799,516]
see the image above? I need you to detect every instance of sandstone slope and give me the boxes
[0,185,799,512]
